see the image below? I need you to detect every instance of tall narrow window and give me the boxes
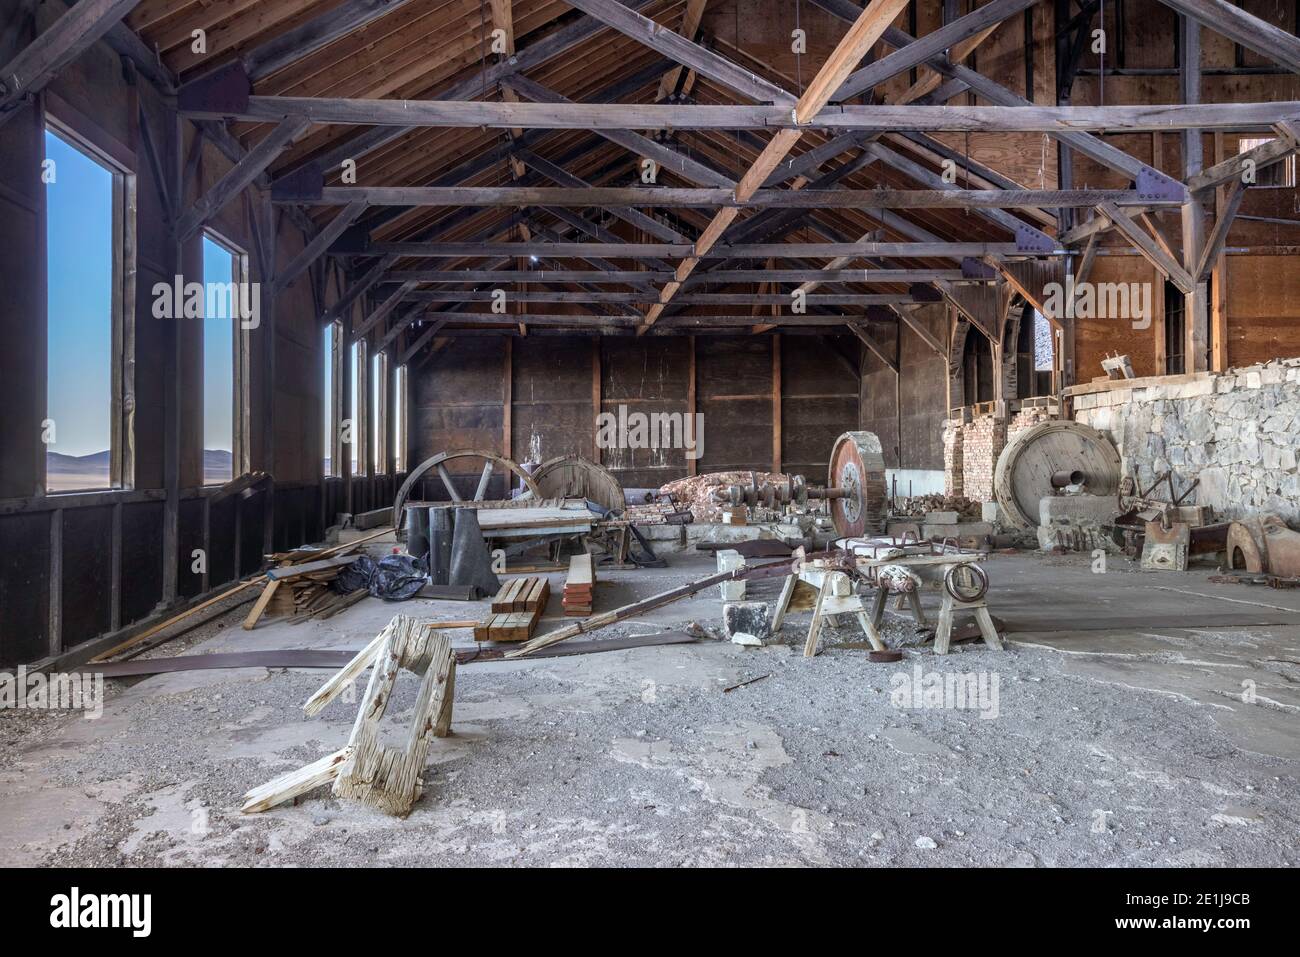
[1165,281,1186,375]
[44,127,116,492]
[393,365,407,473]
[323,322,335,477]
[350,340,365,476]
[201,234,238,484]
[372,351,388,474]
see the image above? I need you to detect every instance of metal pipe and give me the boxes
[1051,469,1085,488]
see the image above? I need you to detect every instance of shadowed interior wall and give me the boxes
[411,334,861,495]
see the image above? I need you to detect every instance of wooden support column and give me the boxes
[772,334,782,474]
[1180,15,1208,373]
[1210,133,1229,371]
[687,335,697,477]
[591,338,601,464]
[503,336,512,461]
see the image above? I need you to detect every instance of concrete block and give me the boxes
[1038,493,1118,527]
[717,550,746,601]
[723,601,771,643]
[981,501,1000,523]
[925,511,959,524]
[921,521,993,539]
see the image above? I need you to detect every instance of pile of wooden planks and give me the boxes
[244,554,362,630]
[562,553,596,616]
[473,576,550,642]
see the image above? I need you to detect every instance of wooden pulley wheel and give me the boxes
[392,449,540,529]
[827,431,888,538]
[993,421,1121,529]
[532,455,625,513]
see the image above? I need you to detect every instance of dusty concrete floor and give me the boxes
[2,550,1299,867]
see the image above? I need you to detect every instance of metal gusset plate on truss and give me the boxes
[828,431,888,538]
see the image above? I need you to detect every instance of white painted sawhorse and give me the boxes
[933,593,1002,655]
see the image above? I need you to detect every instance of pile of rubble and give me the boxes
[659,471,792,523]
[889,494,983,521]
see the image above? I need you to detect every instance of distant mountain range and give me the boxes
[46,449,234,489]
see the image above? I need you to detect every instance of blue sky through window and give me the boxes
[202,236,235,483]
[45,129,112,486]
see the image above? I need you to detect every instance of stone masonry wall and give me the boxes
[1073,357,1300,524]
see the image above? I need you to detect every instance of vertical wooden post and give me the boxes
[160,110,184,608]
[591,337,601,464]
[1210,132,1229,371]
[772,333,782,474]
[503,335,512,460]
[1181,15,1208,373]
[686,334,697,477]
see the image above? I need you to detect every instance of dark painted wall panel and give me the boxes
[61,506,114,647]
[119,502,163,626]
[0,513,51,666]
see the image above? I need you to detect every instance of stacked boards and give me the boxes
[474,576,550,642]
[563,553,596,617]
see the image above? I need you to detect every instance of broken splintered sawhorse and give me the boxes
[241,615,458,816]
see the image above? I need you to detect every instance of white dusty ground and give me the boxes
[2,552,1299,867]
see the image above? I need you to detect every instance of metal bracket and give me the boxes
[1014,223,1056,254]
[1135,165,1188,203]
[330,223,372,255]
[176,61,251,116]
[272,163,325,203]
[960,257,998,280]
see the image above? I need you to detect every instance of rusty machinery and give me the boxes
[713,432,889,539]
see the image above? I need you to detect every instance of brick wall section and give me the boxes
[960,414,1006,502]
[942,419,964,496]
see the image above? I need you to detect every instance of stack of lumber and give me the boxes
[244,554,363,630]
[562,553,596,616]
[473,576,550,642]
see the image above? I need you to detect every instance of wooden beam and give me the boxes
[831,0,1041,102]
[891,305,948,359]
[283,0,660,181]
[175,116,309,242]
[196,97,1300,133]
[1188,125,1297,192]
[851,325,899,373]
[243,0,420,82]
[656,0,710,101]
[274,202,366,295]
[399,322,447,364]
[503,75,735,187]
[358,241,1035,259]
[562,0,793,104]
[1195,180,1246,281]
[352,281,417,340]
[808,3,1150,179]
[0,0,140,121]
[299,186,1163,209]
[1155,0,1300,74]
[399,290,926,305]
[1100,202,1196,294]
[512,148,687,243]
[322,255,396,325]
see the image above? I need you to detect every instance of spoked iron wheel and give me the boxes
[392,449,541,529]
